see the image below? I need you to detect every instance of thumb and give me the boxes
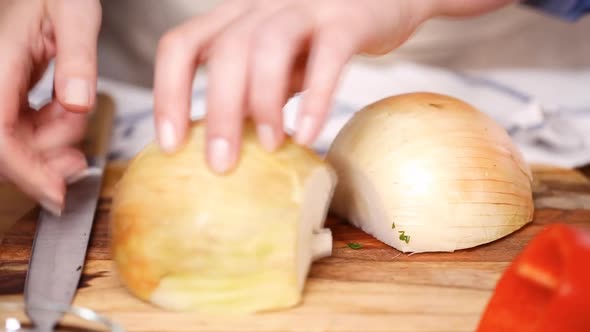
[47,0,102,112]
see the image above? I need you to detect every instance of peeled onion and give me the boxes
[110,121,336,313]
[326,92,534,253]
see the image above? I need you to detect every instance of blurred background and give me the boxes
[97,0,590,87]
[82,0,590,168]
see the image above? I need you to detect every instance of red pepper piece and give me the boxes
[477,223,590,332]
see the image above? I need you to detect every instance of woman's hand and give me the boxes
[153,0,515,174]
[153,0,432,173]
[0,0,102,214]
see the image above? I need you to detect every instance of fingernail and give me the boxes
[257,124,278,152]
[64,78,90,107]
[40,198,63,216]
[66,167,101,184]
[208,137,232,173]
[295,115,315,145]
[158,118,177,152]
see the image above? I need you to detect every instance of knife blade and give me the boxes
[24,93,115,332]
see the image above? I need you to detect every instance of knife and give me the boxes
[24,93,115,332]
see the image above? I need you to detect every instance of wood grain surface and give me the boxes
[1,162,590,332]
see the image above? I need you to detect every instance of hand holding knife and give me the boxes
[23,93,115,332]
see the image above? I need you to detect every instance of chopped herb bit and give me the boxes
[398,231,411,244]
[391,221,396,229]
[347,242,363,250]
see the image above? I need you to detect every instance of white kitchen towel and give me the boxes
[28,61,590,168]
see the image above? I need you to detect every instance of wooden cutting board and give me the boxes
[2,149,590,329]
[2,164,590,332]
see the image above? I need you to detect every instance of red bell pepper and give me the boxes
[477,223,590,332]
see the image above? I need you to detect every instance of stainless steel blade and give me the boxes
[23,93,114,332]
[24,168,104,331]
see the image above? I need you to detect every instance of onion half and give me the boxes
[110,121,336,313]
[326,92,534,253]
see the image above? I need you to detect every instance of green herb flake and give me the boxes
[347,242,363,250]
[391,221,396,229]
[398,231,411,244]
